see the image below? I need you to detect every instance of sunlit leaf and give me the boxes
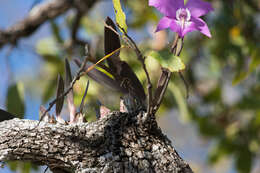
[7,161,38,173]
[21,162,32,173]
[232,71,248,86]
[6,83,25,118]
[8,161,18,171]
[81,16,103,35]
[112,0,128,33]
[147,50,185,72]
[249,50,260,73]
[36,37,59,56]
[232,50,260,85]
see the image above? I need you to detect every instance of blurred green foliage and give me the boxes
[4,0,260,172]
[8,161,38,173]
[6,83,25,118]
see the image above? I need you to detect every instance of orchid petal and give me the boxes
[149,0,184,17]
[185,0,214,17]
[191,17,211,37]
[170,17,211,37]
[182,21,196,37]
[155,16,173,32]
[169,19,194,38]
[169,20,182,37]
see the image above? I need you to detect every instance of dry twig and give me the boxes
[0,0,98,49]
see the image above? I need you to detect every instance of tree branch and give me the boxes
[0,112,193,173]
[0,0,99,49]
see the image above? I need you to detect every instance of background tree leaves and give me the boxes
[6,83,25,119]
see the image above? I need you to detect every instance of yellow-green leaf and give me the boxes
[112,0,127,33]
[147,50,185,72]
[232,50,260,85]
[36,37,59,56]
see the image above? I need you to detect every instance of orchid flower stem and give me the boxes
[171,35,189,98]
[174,37,189,99]
[171,34,180,54]
[151,34,187,114]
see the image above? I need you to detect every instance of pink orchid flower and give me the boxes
[149,0,213,38]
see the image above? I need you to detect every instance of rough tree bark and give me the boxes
[0,111,193,173]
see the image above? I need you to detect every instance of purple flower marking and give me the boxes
[149,0,213,37]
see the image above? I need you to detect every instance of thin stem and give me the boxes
[176,37,189,99]
[151,34,185,114]
[178,71,189,99]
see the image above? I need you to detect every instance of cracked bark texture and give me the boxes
[0,111,193,173]
[0,0,98,49]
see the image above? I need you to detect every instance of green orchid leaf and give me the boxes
[112,0,127,33]
[147,50,185,72]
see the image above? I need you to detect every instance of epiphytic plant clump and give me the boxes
[38,0,213,125]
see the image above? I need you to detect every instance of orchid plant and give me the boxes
[39,0,214,123]
[146,0,213,110]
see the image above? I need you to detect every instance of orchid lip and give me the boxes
[176,8,191,23]
[176,8,191,30]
